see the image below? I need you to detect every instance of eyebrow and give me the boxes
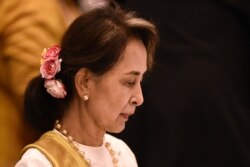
[124,71,141,76]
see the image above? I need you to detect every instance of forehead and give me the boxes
[112,38,147,75]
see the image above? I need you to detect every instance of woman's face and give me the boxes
[87,38,147,133]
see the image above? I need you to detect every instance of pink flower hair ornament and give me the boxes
[40,45,67,98]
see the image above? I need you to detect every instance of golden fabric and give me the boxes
[22,131,88,167]
[0,0,68,166]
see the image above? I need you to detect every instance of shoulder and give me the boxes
[15,148,53,167]
[104,134,138,167]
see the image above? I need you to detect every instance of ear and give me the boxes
[74,68,89,98]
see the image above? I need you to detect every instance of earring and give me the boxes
[82,95,89,101]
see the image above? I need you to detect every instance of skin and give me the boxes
[61,38,147,146]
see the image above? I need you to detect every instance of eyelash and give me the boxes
[126,81,136,87]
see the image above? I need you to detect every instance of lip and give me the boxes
[120,112,134,121]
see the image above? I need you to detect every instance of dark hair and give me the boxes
[24,1,158,132]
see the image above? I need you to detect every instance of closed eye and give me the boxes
[126,81,136,87]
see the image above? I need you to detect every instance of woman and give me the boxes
[15,2,158,167]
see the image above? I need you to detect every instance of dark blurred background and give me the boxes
[115,0,250,166]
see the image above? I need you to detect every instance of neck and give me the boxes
[54,120,119,167]
[59,98,105,146]
[56,120,104,147]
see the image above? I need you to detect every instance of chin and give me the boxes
[107,124,125,133]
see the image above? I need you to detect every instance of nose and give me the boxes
[130,84,144,106]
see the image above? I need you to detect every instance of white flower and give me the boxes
[44,79,67,98]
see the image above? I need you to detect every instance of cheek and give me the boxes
[96,88,129,117]
[98,82,126,104]
[89,80,131,117]
[108,86,131,108]
[87,92,128,130]
[103,90,128,114]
